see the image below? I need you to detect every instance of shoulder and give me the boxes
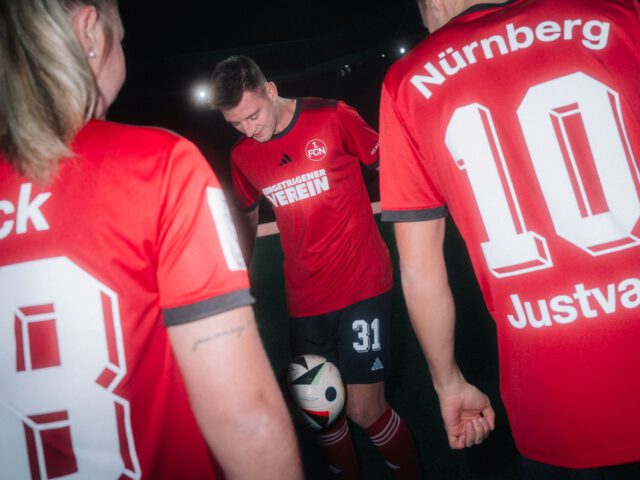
[300,97,361,124]
[300,97,339,112]
[78,119,193,156]
[75,120,211,182]
[383,35,435,96]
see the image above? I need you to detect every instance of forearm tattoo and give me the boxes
[192,318,253,352]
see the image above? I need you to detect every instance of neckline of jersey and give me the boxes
[272,97,302,140]
[453,0,521,23]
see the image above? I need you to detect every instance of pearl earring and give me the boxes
[88,50,96,59]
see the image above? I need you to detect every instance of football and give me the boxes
[286,354,346,430]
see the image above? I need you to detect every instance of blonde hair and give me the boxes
[0,0,118,184]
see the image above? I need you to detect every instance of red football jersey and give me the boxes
[232,98,392,317]
[0,120,253,478]
[381,0,640,469]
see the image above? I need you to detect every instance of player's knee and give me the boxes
[346,396,386,429]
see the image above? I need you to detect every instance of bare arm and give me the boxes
[169,306,302,479]
[395,219,495,448]
[233,207,259,267]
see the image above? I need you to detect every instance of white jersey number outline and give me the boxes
[0,257,141,479]
[352,318,381,353]
[445,72,640,277]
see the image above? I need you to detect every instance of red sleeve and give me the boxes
[336,101,380,168]
[379,82,447,222]
[230,150,260,212]
[157,138,253,325]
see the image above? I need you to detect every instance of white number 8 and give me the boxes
[0,257,140,479]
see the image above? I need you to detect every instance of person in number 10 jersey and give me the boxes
[380,0,640,478]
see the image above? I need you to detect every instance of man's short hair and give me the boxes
[209,55,267,110]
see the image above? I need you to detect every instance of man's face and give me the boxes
[222,86,278,143]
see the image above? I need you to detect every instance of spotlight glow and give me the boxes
[192,84,211,106]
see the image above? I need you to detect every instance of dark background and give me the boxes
[111,0,425,192]
[111,2,522,478]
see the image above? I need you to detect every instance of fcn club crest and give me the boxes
[305,139,328,162]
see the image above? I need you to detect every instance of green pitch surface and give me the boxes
[251,217,523,479]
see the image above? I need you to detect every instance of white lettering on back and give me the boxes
[0,183,51,240]
[411,18,611,101]
[506,276,639,329]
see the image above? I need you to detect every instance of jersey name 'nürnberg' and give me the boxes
[411,18,610,100]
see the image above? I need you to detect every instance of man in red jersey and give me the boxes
[380,0,640,478]
[0,1,302,478]
[209,55,421,479]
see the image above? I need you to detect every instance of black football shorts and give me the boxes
[289,290,392,384]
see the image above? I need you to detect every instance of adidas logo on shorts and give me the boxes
[370,357,384,371]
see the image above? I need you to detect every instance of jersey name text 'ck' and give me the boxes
[0,183,51,239]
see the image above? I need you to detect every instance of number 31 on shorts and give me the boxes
[352,318,381,353]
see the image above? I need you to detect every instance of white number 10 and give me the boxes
[446,72,640,278]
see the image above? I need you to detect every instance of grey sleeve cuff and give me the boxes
[381,206,448,222]
[163,288,255,326]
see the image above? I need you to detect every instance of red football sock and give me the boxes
[365,406,421,479]
[315,415,359,479]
